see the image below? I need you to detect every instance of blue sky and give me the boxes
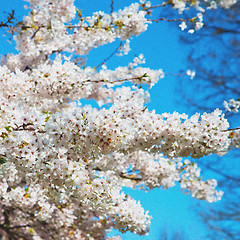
[0,0,223,239]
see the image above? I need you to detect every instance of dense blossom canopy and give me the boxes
[0,0,239,239]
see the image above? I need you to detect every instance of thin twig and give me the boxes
[151,17,193,23]
[222,127,240,132]
[110,0,114,14]
[142,2,169,10]
[95,42,122,69]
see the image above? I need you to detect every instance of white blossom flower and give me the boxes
[179,22,187,31]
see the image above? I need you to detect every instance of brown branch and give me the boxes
[11,123,46,133]
[222,127,240,132]
[19,14,196,35]
[95,42,122,69]
[80,75,149,86]
[120,172,142,181]
[31,26,41,39]
[8,224,31,230]
[110,0,114,14]
[150,17,196,23]
[0,10,15,28]
[142,2,169,10]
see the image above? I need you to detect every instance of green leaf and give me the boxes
[5,126,12,132]
[0,156,6,164]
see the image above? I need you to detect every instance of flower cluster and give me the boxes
[168,0,237,13]
[224,98,240,113]
[179,160,223,202]
[229,129,240,149]
[4,1,150,71]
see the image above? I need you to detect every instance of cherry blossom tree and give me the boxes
[0,0,239,239]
